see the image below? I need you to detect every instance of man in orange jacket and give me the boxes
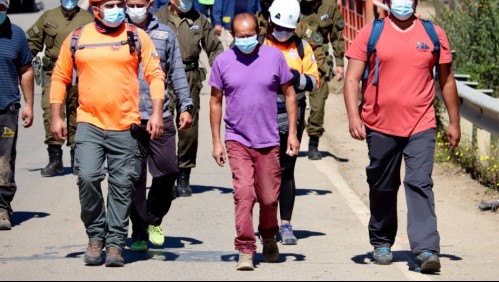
[50,0,165,268]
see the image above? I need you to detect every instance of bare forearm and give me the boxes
[151,99,164,117]
[440,74,460,126]
[210,98,223,145]
[344,78,361,119]
[50,103,63,120]
[20,67,34,108]
[285,94,298,136]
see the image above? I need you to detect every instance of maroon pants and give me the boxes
[226,141,281,255]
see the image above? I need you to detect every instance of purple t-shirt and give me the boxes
[209,45,293,149]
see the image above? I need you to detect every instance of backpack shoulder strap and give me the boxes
[362,18,385,86]
[70,25,85,86]
[420,19,440,80]
[127,23,142,64]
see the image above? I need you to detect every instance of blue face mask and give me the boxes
[102,7,125,28]
[61,0,78,10]
[174,0,193,13]
[235,35,259,55]
[390,0,414,21]
[0,12,6,25]
[272,30,294,43]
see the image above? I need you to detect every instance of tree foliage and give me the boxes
[436,0,499,96]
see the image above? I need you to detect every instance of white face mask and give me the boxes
[127,7,148,24]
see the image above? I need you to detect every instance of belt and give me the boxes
[0,103,21,113]
[183,60,199,72]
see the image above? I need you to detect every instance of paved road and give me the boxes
[2,1,499,280]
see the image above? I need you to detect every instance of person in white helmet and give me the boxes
[263,0,319,246]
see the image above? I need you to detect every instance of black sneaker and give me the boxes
[415,251,441,273]
[373,247,393,265]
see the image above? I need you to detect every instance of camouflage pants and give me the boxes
[306,76,329,138]
[41,72,78,147]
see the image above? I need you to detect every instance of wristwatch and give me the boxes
[183,105,194,115]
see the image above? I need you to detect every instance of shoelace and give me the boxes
[280,225,294,237]
[150,226,163,234]
[88,241,102,252]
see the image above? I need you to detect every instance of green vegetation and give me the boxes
[436,0,499,97]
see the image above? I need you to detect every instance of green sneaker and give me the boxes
[130,240,148,252]
[148,225,165,246]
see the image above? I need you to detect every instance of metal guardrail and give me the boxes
[437,77,499,135]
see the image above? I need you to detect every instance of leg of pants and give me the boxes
[220,28,234,51]
[0,107,19,214]
[41,77,64,146]
[76,123,107,243]
[403,128,440,255]
[146,117,178,226]
[254,146,281,240]
[177,70,201,169]
[366,128,405,248]
[306,76,329,138]
[279,100,306,221]
[131,117,178,239]
[104,129,140,249]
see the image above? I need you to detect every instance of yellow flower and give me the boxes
[466,147,470,151]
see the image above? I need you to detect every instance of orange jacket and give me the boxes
[50,23,165,131]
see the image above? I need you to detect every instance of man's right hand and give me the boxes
[349,116,366,141]
[212,143,226,167]
[215,25,222,37]
[51,117,67,141]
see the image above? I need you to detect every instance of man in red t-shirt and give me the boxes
[343,0,460,273]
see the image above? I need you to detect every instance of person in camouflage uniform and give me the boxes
[299,0,345,160]
[154,0,223,197]
[26,0,93,176]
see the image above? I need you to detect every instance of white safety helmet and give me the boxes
[268,0,301,29]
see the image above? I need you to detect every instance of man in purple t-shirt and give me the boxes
[209,13,299,271]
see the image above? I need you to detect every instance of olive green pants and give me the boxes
[170,69,202,169]
[41,72,78,147]
[306,76,329,138]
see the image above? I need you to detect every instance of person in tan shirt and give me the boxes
[50,0,165,268]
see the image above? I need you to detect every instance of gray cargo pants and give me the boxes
[366,127,440,255]
[75,123,141,249]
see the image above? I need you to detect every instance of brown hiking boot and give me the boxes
[262,238,279,263]
[0,210,11,231]
[105,247,124,267]
[236,251,254,271]
[84,240,103,266]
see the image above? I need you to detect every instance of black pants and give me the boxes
[366,127,440,255]
[279,99,306,221]
[0,104,19,214]
[130,116,178,241]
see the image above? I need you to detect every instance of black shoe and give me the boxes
[177,168,192,197]
[70,148,78,176]
[41,145,64,177]
[308,137,322,160]
[415,251,441,273]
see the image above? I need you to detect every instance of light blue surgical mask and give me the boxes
[61,0,78,10]
[0,11,6,25]
[390,0,414,21]
[102,7,125,28]
[272,30,294,43]
[174,0,193,13]
[235,35,259,55]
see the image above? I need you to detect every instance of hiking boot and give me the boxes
[148,225,165,246]
[236,251,254,271]
[130,240,148,252]
[105,247,124,267]
[41,145,64,177]
[177,168,192,197]
[415,251,441,273]
[70,148,78,175]
[84,240,103,266]
[262,237,279,263]
[373,247,393,265]
[0,210,11,231]
[280,224,298,245]
[308,137,322,160]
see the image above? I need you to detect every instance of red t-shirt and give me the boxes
[346,18,452,137]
